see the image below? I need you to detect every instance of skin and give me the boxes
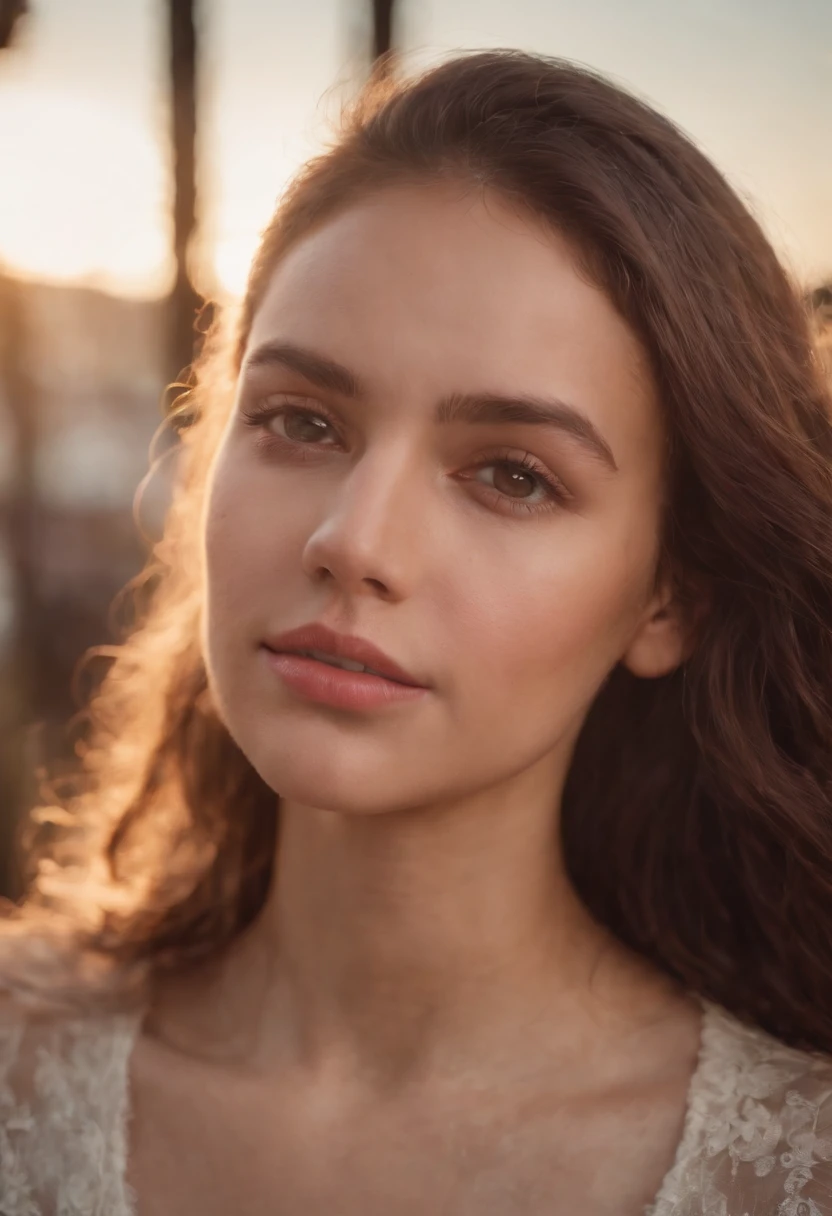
[127,181,703,1214]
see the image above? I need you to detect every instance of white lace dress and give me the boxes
[2,997,832,1215]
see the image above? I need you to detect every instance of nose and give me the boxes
[301,444,429,600]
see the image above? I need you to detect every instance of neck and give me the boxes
[274,794,582,1061]
[149,767,688,1088]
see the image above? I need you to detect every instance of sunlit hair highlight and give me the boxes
[3,49,832,1048]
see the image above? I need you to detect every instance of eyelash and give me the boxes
[239,399,571,517]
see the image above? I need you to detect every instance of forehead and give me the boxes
[246,182,663,463]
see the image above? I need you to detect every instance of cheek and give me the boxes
[201,455,302,643]
[203,468,254,616]
[451,523,655,727]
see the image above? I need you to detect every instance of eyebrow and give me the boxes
[242,339,618,472]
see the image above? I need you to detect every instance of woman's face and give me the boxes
[202,182,682,814]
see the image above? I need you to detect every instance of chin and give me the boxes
[237,727,420,817]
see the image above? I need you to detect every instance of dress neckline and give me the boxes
[112,993,728,1215]
[647,997,735,1211]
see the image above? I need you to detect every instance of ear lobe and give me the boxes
[621,581,709,679]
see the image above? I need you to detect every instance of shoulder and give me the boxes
[654,1001,832,1215]
[0,976,143,1121]
[0,966,143,1215]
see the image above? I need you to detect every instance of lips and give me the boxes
[261,621,427,688]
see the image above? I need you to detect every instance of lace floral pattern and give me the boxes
[650,1003,832,1215]
[0,1003,141,1216]
[2,996,832,1214]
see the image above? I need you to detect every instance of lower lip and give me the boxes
[261,649,429,711]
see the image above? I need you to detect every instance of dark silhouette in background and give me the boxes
[0,3,170,899]
[168,0,204,388]
[0,0,36,899]
[372,0,396,74]
[0,0,27,51]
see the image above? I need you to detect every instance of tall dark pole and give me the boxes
[0,0,35,900]
[371,0,396,77]
[0,0,28,49]
[168,0,202,385]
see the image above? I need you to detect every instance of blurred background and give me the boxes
[0,0,829,899]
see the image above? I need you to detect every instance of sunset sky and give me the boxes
[0,0,829,300]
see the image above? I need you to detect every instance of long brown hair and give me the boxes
[4,49,832,1049]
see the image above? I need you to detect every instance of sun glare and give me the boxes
[0,82,172,298]
[4,77,823,307]
[212,232,259,300]
[207,149,306,299]
[0,79,302,303]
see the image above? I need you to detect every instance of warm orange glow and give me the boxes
[0,82,172,298]
[212,231,260,300]
[0,78,307,301]
[0,68,827,305]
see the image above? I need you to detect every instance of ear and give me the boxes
[621,575,709,680]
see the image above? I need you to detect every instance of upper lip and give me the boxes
[262,622,427,688]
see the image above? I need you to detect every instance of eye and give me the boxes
[463,453,571,516]
[276,408,336,444]
[477,460,547,501]
[240,400,343,449]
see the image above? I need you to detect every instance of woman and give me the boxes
[2,47,832,1215]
